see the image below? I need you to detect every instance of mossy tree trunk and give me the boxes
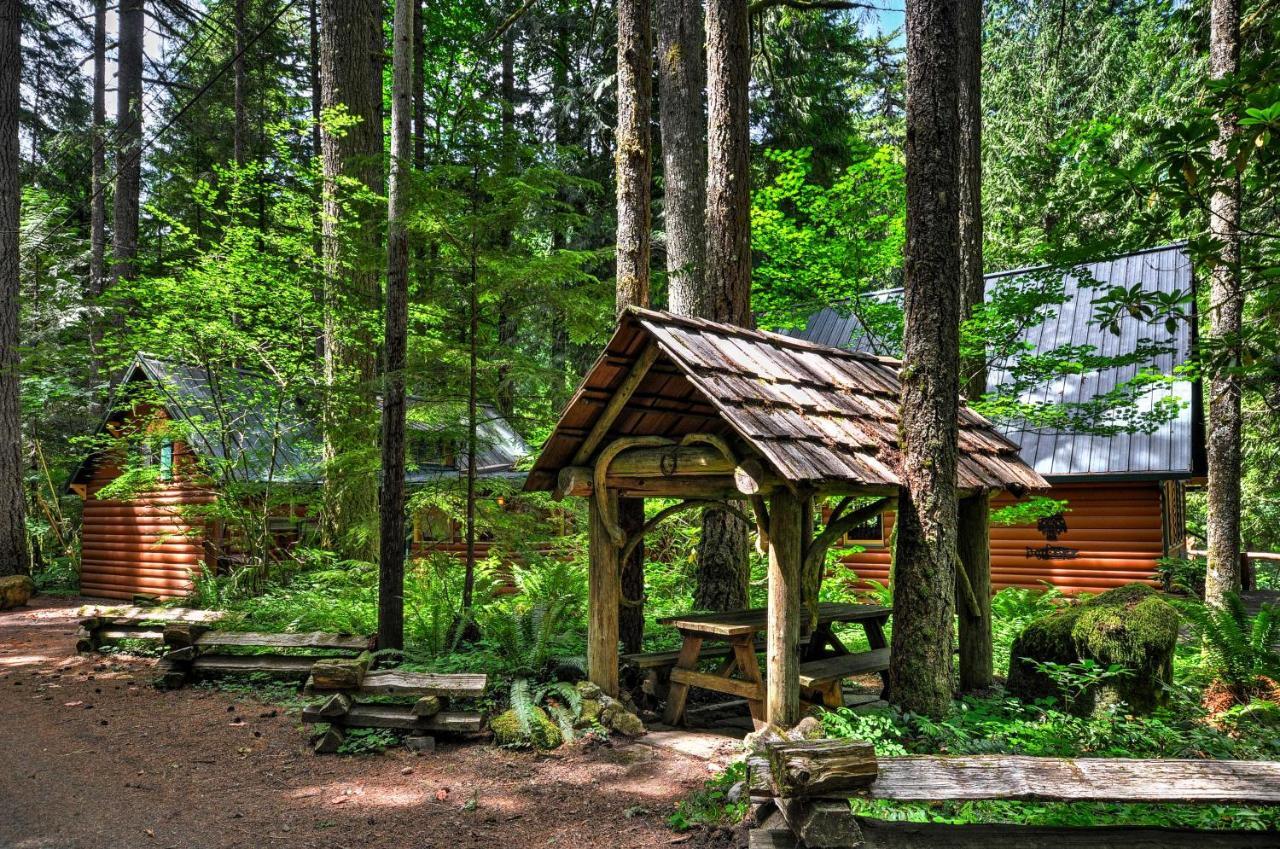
[890,0,962,720]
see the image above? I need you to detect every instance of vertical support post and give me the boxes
[588,494,621,697]
[957,492,992,691]
[767,488,803,727]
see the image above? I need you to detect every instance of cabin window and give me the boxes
[840,513,884,548]
[159,441,174,481]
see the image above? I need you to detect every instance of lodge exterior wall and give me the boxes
[841,481,1183,595]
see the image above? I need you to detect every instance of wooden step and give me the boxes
[193,631,371,652]
[359,670,487,699]
[300,702,482,733]
[191,654,317,678]
[798,649,890,688]
[78,606,226,626]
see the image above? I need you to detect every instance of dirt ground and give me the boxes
[0,597,741,849]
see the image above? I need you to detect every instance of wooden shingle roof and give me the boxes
[525,308,1048,494]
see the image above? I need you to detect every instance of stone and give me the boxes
[576,680,602,701]
[405,735,436,754]
[491,706,563,749]
[0,575,34,610]
[600,700,646,737]
[742,724,787,754]
[1007,583,1179,715]
[787,716,824,741]
[575,698,602,728]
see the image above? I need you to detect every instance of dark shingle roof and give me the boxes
[525,307,1048,494]
[781,244,1202,480]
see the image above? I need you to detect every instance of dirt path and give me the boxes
[0,597,736,849]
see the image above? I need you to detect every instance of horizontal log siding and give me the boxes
[80,450,213,601]
[841,482,1167,595]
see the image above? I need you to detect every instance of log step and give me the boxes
[300,702,482,733]
[191,654,317,678]
[193,631,371,652]
[359,670,487,699]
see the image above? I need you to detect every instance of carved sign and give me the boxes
[1026,545,1079,561]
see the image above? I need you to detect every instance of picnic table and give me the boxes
[657,602,891,727]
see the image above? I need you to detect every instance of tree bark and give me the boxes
[690,0,751,612]
[234,0,247,166]
[615,0,653,314]
[318,0,383,560]
[1203,0,1242,608]
[412,0,424,169]
[0,0,27,577]
[890,0,962,719]
[378,0,413,653]
[112,0,146,289]
[657,0,706,310]
[88,0,108,385]
[955,0,990,691]
[615,0,653,653]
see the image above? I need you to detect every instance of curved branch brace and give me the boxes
[593,435,676,545]
[679,432,739,466]
[802,496,896,578]
[619,497,748,565]
[751,495,771,554]
[955,553,982,618]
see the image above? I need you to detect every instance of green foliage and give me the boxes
[1178,595,1280,699]
[336,727,401,756]
[989,498,1070,527]
[668,762,748,832]
[1022,659,1132,714]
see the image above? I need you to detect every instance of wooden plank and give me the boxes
[194,631,370,651]
[669,666,764,701]
[870,756,1280,805]
[301,702,482,732]
[96,627,165,642]
[571,342,660,465]
[775,798,863,848]
[765,738,878,799]
[191,654,316,677]
[855,818,1279,849]
[660,602,890,638]
[360,670,487,698]
[661,634,704,725]
[798,649,890,688]
[77,605,225,625]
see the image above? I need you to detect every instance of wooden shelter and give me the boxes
[525,308,1048,726]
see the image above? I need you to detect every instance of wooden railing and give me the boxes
[746,739,1280,848]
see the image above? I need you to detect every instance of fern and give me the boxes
[1182,594,1280,696]
[544,700,578,742]
[536,680,583,717]
[509,677,539,738]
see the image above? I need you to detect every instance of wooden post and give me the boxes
[767,488,803,727]
[588,494,621,697]
[957,492,992,691]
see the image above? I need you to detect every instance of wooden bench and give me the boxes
[154,630,373,689]
[798,648,890,708]
[76,606,226,653]
[624,637,776,700]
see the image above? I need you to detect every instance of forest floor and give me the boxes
[0,596,740,849]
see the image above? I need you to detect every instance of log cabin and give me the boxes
[68,354,534,600]
[784,244,1204,594]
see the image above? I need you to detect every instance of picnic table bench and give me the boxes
[657,602,890,726]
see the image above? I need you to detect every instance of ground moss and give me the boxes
[491,706,563,749]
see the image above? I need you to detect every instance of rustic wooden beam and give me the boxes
[593,435,676,544]
[571,342,660,465]
[558,447,783,498]
[775,798,864,849]
[803,497,896,579]
[588,496,621,697]
[957,492,993,691]
[767,488,804,727]
[765,738,878,798]
[856,819,1276,849]
[620,498,750,564]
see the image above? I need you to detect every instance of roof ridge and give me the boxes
[625,306,903,367]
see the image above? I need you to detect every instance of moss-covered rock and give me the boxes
[490,705,564,749]
[600,698,646,737]
[0,575,34,610]
[1007,583,1179,715]
[576,680,602,701]
[575,698,602,728]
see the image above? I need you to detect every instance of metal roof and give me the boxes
[72,355,530,486]
[781,244,1202,481]
[525,307,1048,494]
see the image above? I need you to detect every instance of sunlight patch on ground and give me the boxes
[0,654,50,667]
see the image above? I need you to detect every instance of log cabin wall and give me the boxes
[78,408,214,601]
[841,481,1173,595]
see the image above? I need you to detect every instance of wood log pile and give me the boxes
[745,738,1280,849]
[75,605,226,653]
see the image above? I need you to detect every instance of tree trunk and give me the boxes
[461,241,480,627]
[1203,0,1242,609]
[0,0,27,578]
[690,0,751,612]
[702,0,750,327]
[318,0,383,560]
[955,0,990,691]
[234,0,247,166]
[615,0,653,314]
[890,0,962,720]
[378,0,413,653]
[615,0,653,653]
[309,0,321,162]
[657,0,706,309]
[412,0,424,169]
[88,0,108,386]
[112,0,145,289]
